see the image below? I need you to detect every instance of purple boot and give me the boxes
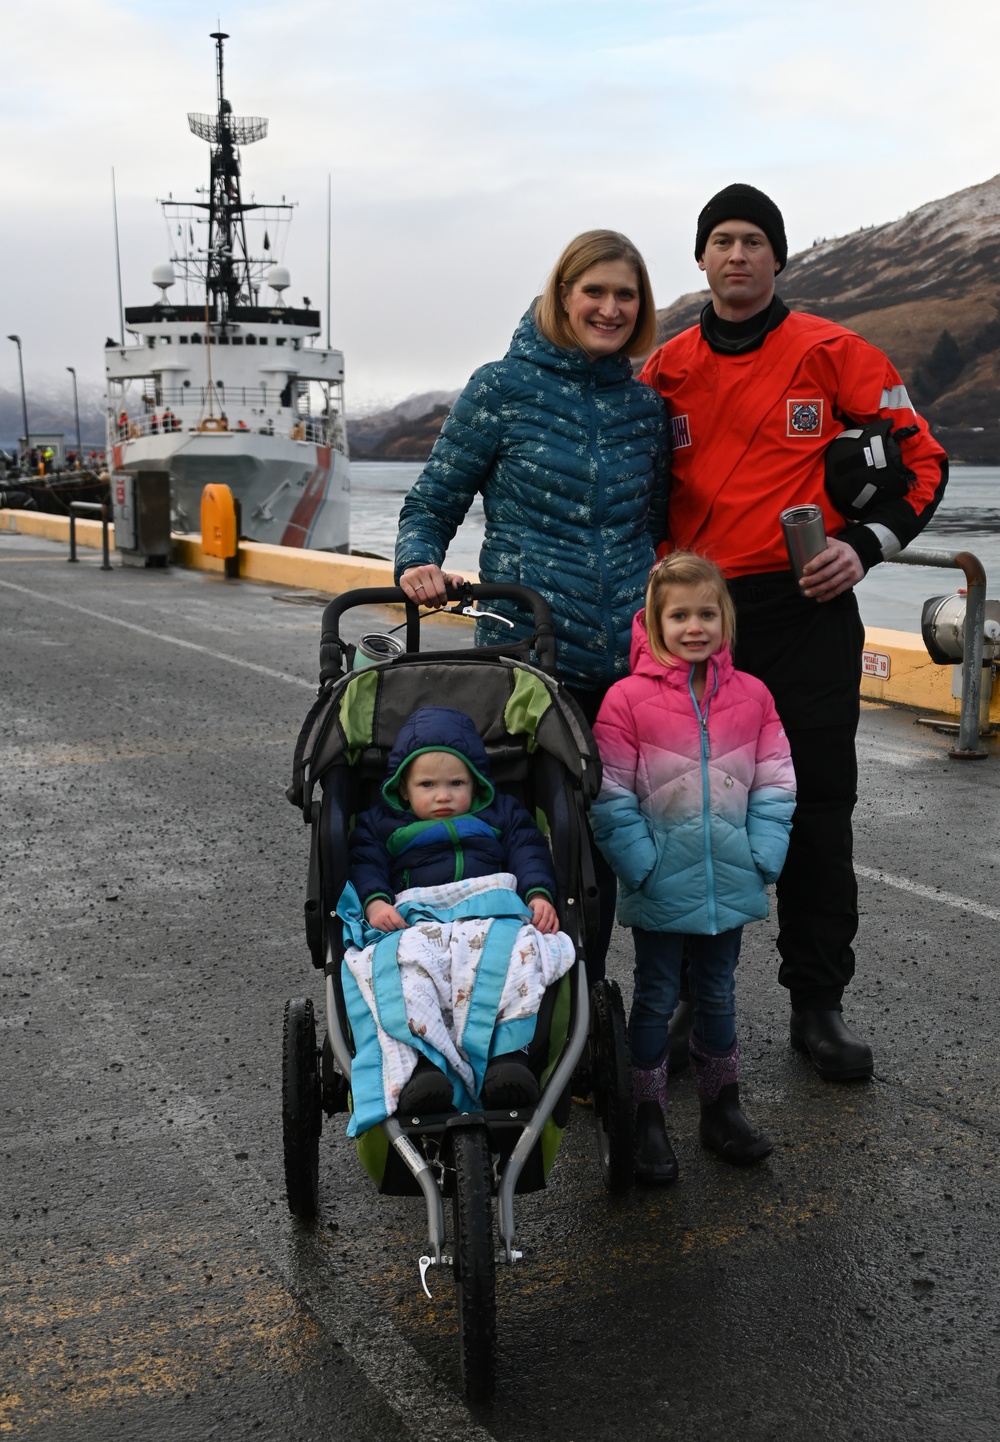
[689,1036,772,1166]
[632,1056,678,1184]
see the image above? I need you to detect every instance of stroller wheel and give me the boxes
[451,1125,497,1404]
[282,997,322,1220]
[590,979,635,1193]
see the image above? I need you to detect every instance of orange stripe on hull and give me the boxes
[280,446,331,548]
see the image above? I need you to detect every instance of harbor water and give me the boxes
[351,461,1000,634]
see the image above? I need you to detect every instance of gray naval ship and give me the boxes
[105,30,350,551]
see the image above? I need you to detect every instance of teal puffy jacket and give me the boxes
[394,308,670,688]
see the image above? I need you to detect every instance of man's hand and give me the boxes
[799,537,865,602]
[527,896,559,934]
[364,899,408,931]
[399,564,466,609]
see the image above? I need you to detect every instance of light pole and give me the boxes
[66,366,82,469]
[7,335,30,475]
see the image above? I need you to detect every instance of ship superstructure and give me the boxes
[105,31,349,550]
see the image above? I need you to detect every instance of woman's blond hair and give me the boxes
[644,551,736,666]
[534,230,658,358]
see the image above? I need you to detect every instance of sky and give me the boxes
[3,0,1000,421]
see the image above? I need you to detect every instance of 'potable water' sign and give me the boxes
[862,649,891,680]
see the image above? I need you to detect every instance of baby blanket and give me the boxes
[338,872,575,1135]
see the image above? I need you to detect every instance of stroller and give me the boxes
[282,582,634,1402]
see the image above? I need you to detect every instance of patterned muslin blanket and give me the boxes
[337,872,575,1135]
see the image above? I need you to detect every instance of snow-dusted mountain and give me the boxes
[652,173,1000,460]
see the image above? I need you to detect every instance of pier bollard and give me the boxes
[200,483,240,579]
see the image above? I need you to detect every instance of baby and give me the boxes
[349,705,561,1113]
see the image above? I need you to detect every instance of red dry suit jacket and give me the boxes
[639,309,948,577]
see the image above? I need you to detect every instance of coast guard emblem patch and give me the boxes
[787,399,824,437]
[671,413,692,449]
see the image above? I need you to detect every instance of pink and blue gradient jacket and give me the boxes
[590,614,796,935]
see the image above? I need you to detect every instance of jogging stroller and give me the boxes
[281,583,633,1402]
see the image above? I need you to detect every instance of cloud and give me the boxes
[4,0,1000,410]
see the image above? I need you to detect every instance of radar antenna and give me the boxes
[185,31,268,317]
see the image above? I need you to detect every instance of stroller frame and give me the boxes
[283,582,633,1402]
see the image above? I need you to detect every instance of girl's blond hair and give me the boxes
[534,229,658,358]
[645,552,736,666]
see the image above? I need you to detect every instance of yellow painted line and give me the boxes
[0,1228,321,1433]
[1,507,475,626]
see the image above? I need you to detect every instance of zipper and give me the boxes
[689,664,719,931]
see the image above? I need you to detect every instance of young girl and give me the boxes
[590,553,795,1182]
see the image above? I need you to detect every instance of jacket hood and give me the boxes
[628,608,734,688]
[382,707,495,813]
[506,306,635,385]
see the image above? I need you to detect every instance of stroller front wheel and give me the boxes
[451,1125,497,1404]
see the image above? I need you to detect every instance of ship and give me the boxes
[104,31,350,551]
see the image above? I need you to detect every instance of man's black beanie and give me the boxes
[695,184,788,272]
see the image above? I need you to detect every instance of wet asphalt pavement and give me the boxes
[2,531,999,1442]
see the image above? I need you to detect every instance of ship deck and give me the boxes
[1,527,998,1442]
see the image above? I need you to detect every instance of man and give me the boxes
[641,183,948,1081]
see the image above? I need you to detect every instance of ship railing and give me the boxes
[113,413,340,445]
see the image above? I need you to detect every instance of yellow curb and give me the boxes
[861,626,998,723]
[3,507,995,720]
[0,508,476,624]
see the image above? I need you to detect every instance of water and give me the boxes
[350,461,1000,633]
[350,461,484,573]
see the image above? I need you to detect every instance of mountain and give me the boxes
[348,391,461,461]
[0,385,106,454]
[651,173,1000,461]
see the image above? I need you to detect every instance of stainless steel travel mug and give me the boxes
[780,504,827,580]
[352,632,405,670]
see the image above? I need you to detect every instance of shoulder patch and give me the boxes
[786,398,824,437]
[670,413,692,449]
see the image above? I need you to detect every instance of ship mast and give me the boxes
[187,31,269,321]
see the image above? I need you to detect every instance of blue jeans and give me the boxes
[629,928,744,1065]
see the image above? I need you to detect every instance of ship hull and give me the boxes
[112,432,350,551]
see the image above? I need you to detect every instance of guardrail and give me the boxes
[888,546,991,759]
[68,501,112,572]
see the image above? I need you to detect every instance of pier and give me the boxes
[1,520,998,1441]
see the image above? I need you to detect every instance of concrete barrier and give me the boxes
[3,506,996,723]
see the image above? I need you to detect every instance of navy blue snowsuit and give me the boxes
[349,707,556,908]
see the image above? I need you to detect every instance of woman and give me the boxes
[394,229,670,973]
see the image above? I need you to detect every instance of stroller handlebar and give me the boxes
[319,582,558,682]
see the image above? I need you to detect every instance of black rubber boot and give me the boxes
[634,1101,679,1184]
[632,1057,678,1184]
[698,1082,773,1166]
[790,1009,874,1081]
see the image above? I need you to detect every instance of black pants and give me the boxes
[728,572,865,1013]
[564,682,617,984]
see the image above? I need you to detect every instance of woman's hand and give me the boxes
[399,564,465,609]
[527,896,559,934]
[365,899,408,931]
